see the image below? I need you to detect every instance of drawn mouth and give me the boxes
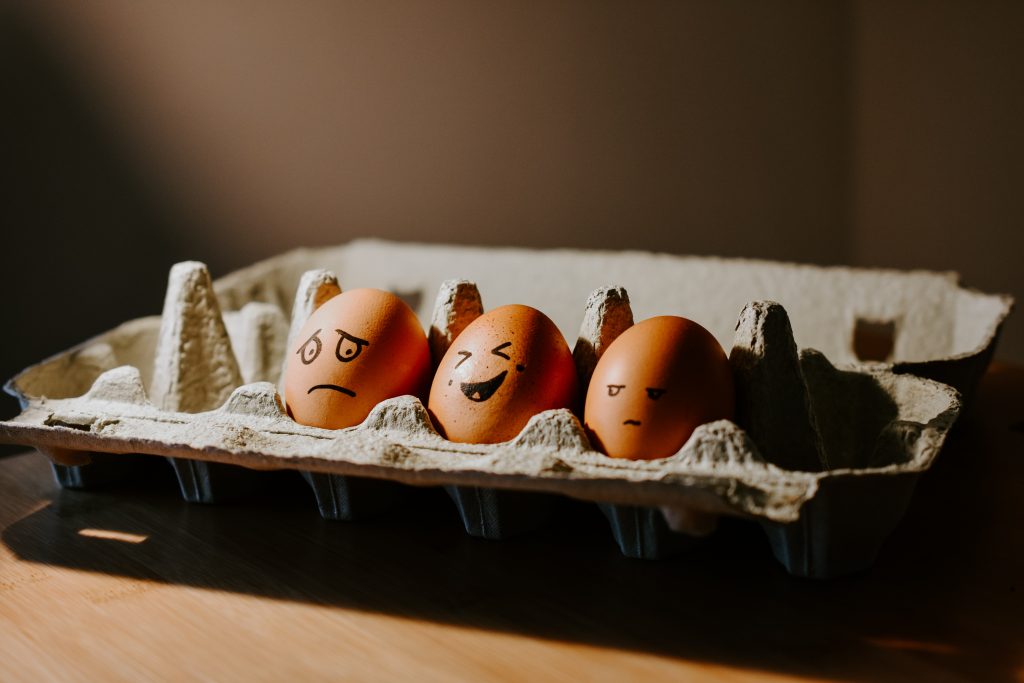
[308,384,356,397]
[623,419,642,426]
[460,370,508,402]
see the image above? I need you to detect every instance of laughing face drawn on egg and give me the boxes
[428,304,577,444]
[584,316,734,460]
[284,288,430,430]
[452,340,527,402]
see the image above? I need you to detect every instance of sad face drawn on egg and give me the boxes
[428,304,577,444]
[448,341,527,402]
[284,288,431,430]
[584,316,734,460]
[296,327,370,397]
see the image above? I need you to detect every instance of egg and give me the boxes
[428,304,577,443]
[584,316,734,460]
[284,288,430,430]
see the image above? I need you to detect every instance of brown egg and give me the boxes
[584,316,734,460]
[428,304,577,443]
[284,288,430,430]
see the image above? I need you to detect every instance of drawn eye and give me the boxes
[297,329,323,365]
[491,341,512,360]
[334,329,370,362]
[454,350,472,369]
[646,388,666,400]
[607,384,625,397]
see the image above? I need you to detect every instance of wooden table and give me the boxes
[2,365,1022,682]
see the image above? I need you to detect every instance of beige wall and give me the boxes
[851,0,1023,359]
[9,1,1022,361]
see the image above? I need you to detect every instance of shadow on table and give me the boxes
[4,392,1023,683]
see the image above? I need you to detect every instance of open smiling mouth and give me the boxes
[460,370,508,402]
[308,384,356,397]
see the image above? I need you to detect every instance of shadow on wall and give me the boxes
[0,8,201,433]
[10,1,854,266]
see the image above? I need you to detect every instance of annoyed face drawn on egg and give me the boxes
[284,288,430,430]
[428,304,577,444]
[584,316,734,460]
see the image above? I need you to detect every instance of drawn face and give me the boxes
[584,316,734,460]
[428,304,577,444]
[601,383,668,426]
[295,327,371,397]
[284,288,430,430]
[449,340,527,402]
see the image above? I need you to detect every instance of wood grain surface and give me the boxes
[1,365,1022,682]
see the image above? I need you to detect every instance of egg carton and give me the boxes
[0,241,1011,579]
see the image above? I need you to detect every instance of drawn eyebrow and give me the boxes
[336,329,370,347]
[646,387,666,400]
[491,341,512,359]
[454,350,472,368]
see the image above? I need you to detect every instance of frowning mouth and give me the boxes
[308,384,356,397]
[623,419,642,426]
[460,370,508,402]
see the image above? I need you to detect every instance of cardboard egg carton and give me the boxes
[0,240,1011,578]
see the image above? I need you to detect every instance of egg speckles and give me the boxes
[584,316,734,460]
[284,288,430,430]
[428,304,577,443]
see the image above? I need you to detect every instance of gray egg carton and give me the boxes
[0,240,1011,579]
